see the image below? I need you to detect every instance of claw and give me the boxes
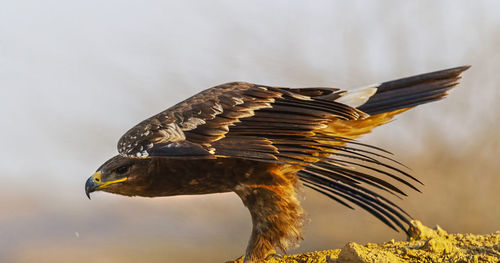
[264,249,283,261]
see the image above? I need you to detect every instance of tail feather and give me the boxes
[357,65,470,115]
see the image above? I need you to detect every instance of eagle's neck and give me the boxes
[143,158,274,197]
[140,158,235,196]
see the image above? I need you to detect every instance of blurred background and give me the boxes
[1,0,499,262]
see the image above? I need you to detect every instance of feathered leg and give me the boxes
[234,166,304,263]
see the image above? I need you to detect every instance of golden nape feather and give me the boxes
[87,66,470,263]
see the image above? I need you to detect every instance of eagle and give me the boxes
[85,66,469,263]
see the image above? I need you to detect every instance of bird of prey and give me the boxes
[85,66,469,263]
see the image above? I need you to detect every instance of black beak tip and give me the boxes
[85,177,97,200]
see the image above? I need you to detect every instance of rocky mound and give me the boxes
[230,221,500,263]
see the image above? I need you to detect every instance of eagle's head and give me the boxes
[85,155,153,198]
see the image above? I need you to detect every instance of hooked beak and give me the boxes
[85,172,100,199]
[85,171,128,199]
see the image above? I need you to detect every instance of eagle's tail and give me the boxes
[357,65,470,115]
[318,66,471,141]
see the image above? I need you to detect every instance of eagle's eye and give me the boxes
[116,165,130,174]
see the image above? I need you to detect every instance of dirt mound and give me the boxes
[230,220,500,263]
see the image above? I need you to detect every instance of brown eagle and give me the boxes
[85,66,469,263]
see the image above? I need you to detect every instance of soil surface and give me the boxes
[230,221,500,263]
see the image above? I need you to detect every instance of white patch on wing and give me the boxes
[232,97,244,105]
[336,84,379,108]
[212,103,223,114]
[155,123,186,142]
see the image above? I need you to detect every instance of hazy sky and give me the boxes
[1,1,500,262]
[2,0,499,185]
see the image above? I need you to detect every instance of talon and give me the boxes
[265,249,283,260]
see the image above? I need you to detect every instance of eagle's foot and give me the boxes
[236,250,281,263]
[264,249,283,260]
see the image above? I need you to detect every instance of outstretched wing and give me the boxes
[117,82,365,159]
